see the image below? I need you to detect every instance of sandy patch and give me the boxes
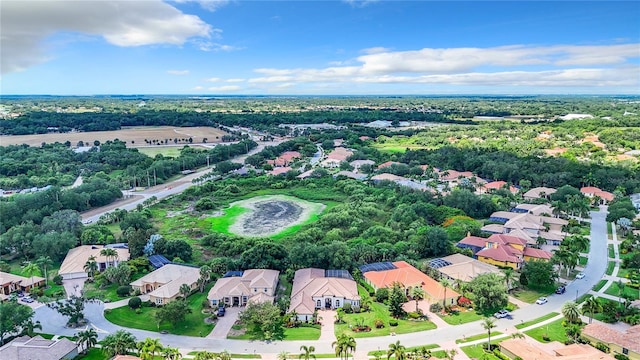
[227,195,325,237]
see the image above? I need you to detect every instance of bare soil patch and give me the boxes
[227,195,325,237]
[0,126,227,147]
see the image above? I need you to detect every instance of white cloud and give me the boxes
[173,0,230,12]
[197,41,243,52]
[1,0,213,74]
[245,44,640,89]
[192,85,205,91]
[343,0,379,8]
[226,78,245,82]
[208,85,241,92]
[205,77,222,82]
[360,47,392,54]
[167,70,190,75]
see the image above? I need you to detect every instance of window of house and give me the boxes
[623,348,629,355]
[156,298,163,305]
[242,296,248,303]
[264,288,267,292]
[254,288,257,292]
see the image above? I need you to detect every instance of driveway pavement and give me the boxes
[62,278,86,298]
[207,307,240,339]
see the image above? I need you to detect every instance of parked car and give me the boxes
[494,309,510,318]
[536,297,548,305]
[576,273,585,279]
[217,307,226,317]
[555,286,566,294]
[21,296,34,303]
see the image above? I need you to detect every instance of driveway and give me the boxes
[207,307,241,339]
[62,278,86,298]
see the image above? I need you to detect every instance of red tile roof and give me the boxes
[477,246,522,264]
[377,161,402,169]
[523,247,552,260]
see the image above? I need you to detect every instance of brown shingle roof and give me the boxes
[582,323,640,354]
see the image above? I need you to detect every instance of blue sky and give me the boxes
[1,0,639,95]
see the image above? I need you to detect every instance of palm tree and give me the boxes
[199,265,212,293]
[445,349,457,360]
[218,350,232,360]
[617,280,626,307]
[440,278,451,309]
[179,283,191,299]
[582,297,603,324]
[22,261,41,293]
[162,347,182,360]
[503,268,515,292]
[36,256,53,286]
[193,351,216,360]
[75,328,98,354]
[102,330,137,358]
[332,334,356,360]
[299,345,316,360]
[387,340,407,360]
[84,255,98,279]
[562,301,580,323]
[278,351,289,360]
[481,317,496,351]
[21,319,41,337]
[410,286,425,313]
[100,248,118,268]
[138,338,163,360]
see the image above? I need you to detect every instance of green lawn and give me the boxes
[456,331,503,343]
[209,205,247,235]
[515,312,559,329]
[511,288,553,303]
[104,289,214,336]
[368,344,439,356]
[42,284,66,300]
[617,267,630,279]
[593,280,608,292]
[137,146,183,158]
[335,286,436,338]
[607,222,612,237]
[438,309,483,325]
[608,244,614,258]
[604,281,640,300]
[579,256,588,266]
[523,318,568,343]
[283,325,321,340]
[606,261,616,276]
[461,343,502,360]
[83,282,123,303]
[76,348,107,360]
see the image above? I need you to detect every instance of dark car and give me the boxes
[555,286,566,294]
[217,307,226,317]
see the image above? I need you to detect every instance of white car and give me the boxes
[576,273,585,279]
[494,309,510,318]
[535,297,548,305]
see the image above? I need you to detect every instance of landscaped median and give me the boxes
[456,331,503,344]
[514,312,559,330]
[104,289,214,337]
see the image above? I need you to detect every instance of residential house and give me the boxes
[457,234,552,270]
[511,203,554,216]
[361,261,459,305]
[370,173,434,192]
[320,147,353,168]
[482,211,567,246]
[289,268,359,322]
[267,166,292,176]
[428,254,503,283]
[59,244,130,280]
[581,186,615,205]
[208,269,279,308]
[377,161,402,170]
[333,171,367,181]
[130,263,200,305]
[522,187,557,201]
[581,323,640,360]
[631,193,640,211]
[478,181,519,195]
[0,272,45,300]
[350,159,375,172]
[267,151,301,167]
[0,335,79,360]
[499,338,615,360]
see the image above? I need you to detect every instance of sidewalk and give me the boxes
[103,295,149,309]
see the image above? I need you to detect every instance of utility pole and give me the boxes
[206,154,210,167]
[147,170,151,188]
[153,169,157,186]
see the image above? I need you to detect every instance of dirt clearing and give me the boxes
[226,195,325,237]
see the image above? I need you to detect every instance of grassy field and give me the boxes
[77,348,107,360]
[368,344,439,356]
[335,286,437,338]
[592,280,608,292]
[104,289,214,336]
[579,256,588,266]
[523,318,568,343]
[456,331,503,343]
[608,244,614,258]
[137,146,184,158]
[511,287,553,303]
[438,309,483,325]
[209,205,248,235]
[227,324,320,341]
[606,261,616,275]
[461,343,502,360]
[83,283,123,303]
[604,281,640,300]
[515,312,559,329]
[617,267,630,279]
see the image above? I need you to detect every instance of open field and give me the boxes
[223,195,326,237]
[0,126,226,147]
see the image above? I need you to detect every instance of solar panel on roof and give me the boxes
[428,258,452,269]
[223,271,244,278]
[359,262,397,273]
[325,269,354,280]
[148,255,171,269]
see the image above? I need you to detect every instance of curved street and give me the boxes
[36,207,609,356]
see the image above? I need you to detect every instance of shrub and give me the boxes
[375,288,389,303]
[128,297,142,309]
[430,303,443,313]
[135,309,142,314]
[374,319,384,328]
[116,285,132,297]
[595,342,610,353]
[457,296,472,308]
[389,319,398,326]
[407,311,421,319]
[343,302,352,314]
[53,275,63,285]
[614,354,630,360]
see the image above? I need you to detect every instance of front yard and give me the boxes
[511,287,553,303]
[523,318,568,343]
[604,281,640,300]
[104,289,214,337]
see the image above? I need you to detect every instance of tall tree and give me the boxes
[179,283,191,299]
[36,256,53,286]
[561,301,580,323]
[388,282,407,318]
[102,330,137,358]
[84,255,98,279]
[440,278,451,309]
[581,298,603,324]
[299,345,316,360]
[75,328,98,354]
[137,338,163,360]
[410,286,425,313]
[481,317,497,351]
[332,334,356,360]
[387,340,407,360]
[0,301,35,344]
[100,248,118,268]
[503,268,516,292]
[198,265,212,293]
[469,273,508,313]
[22,261,41,292]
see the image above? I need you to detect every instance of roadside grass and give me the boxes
[606,261,616,276]
[461,341,504,360]
[104,288,214,337]
[187,352,260,358]
[576,294,592,304]
[335,286,437,338]
[523,318,568,343]
[617,267,630,279]
[456,331,503,343]
[578,256,588,266]
[604,281,640,300]
[607,222,612,238]
[592,280,608,292]
[511,287,553,303]
[608,244,614,258]
[515,312,559,329]
[283,324,321,340]
[42,284,66,299]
